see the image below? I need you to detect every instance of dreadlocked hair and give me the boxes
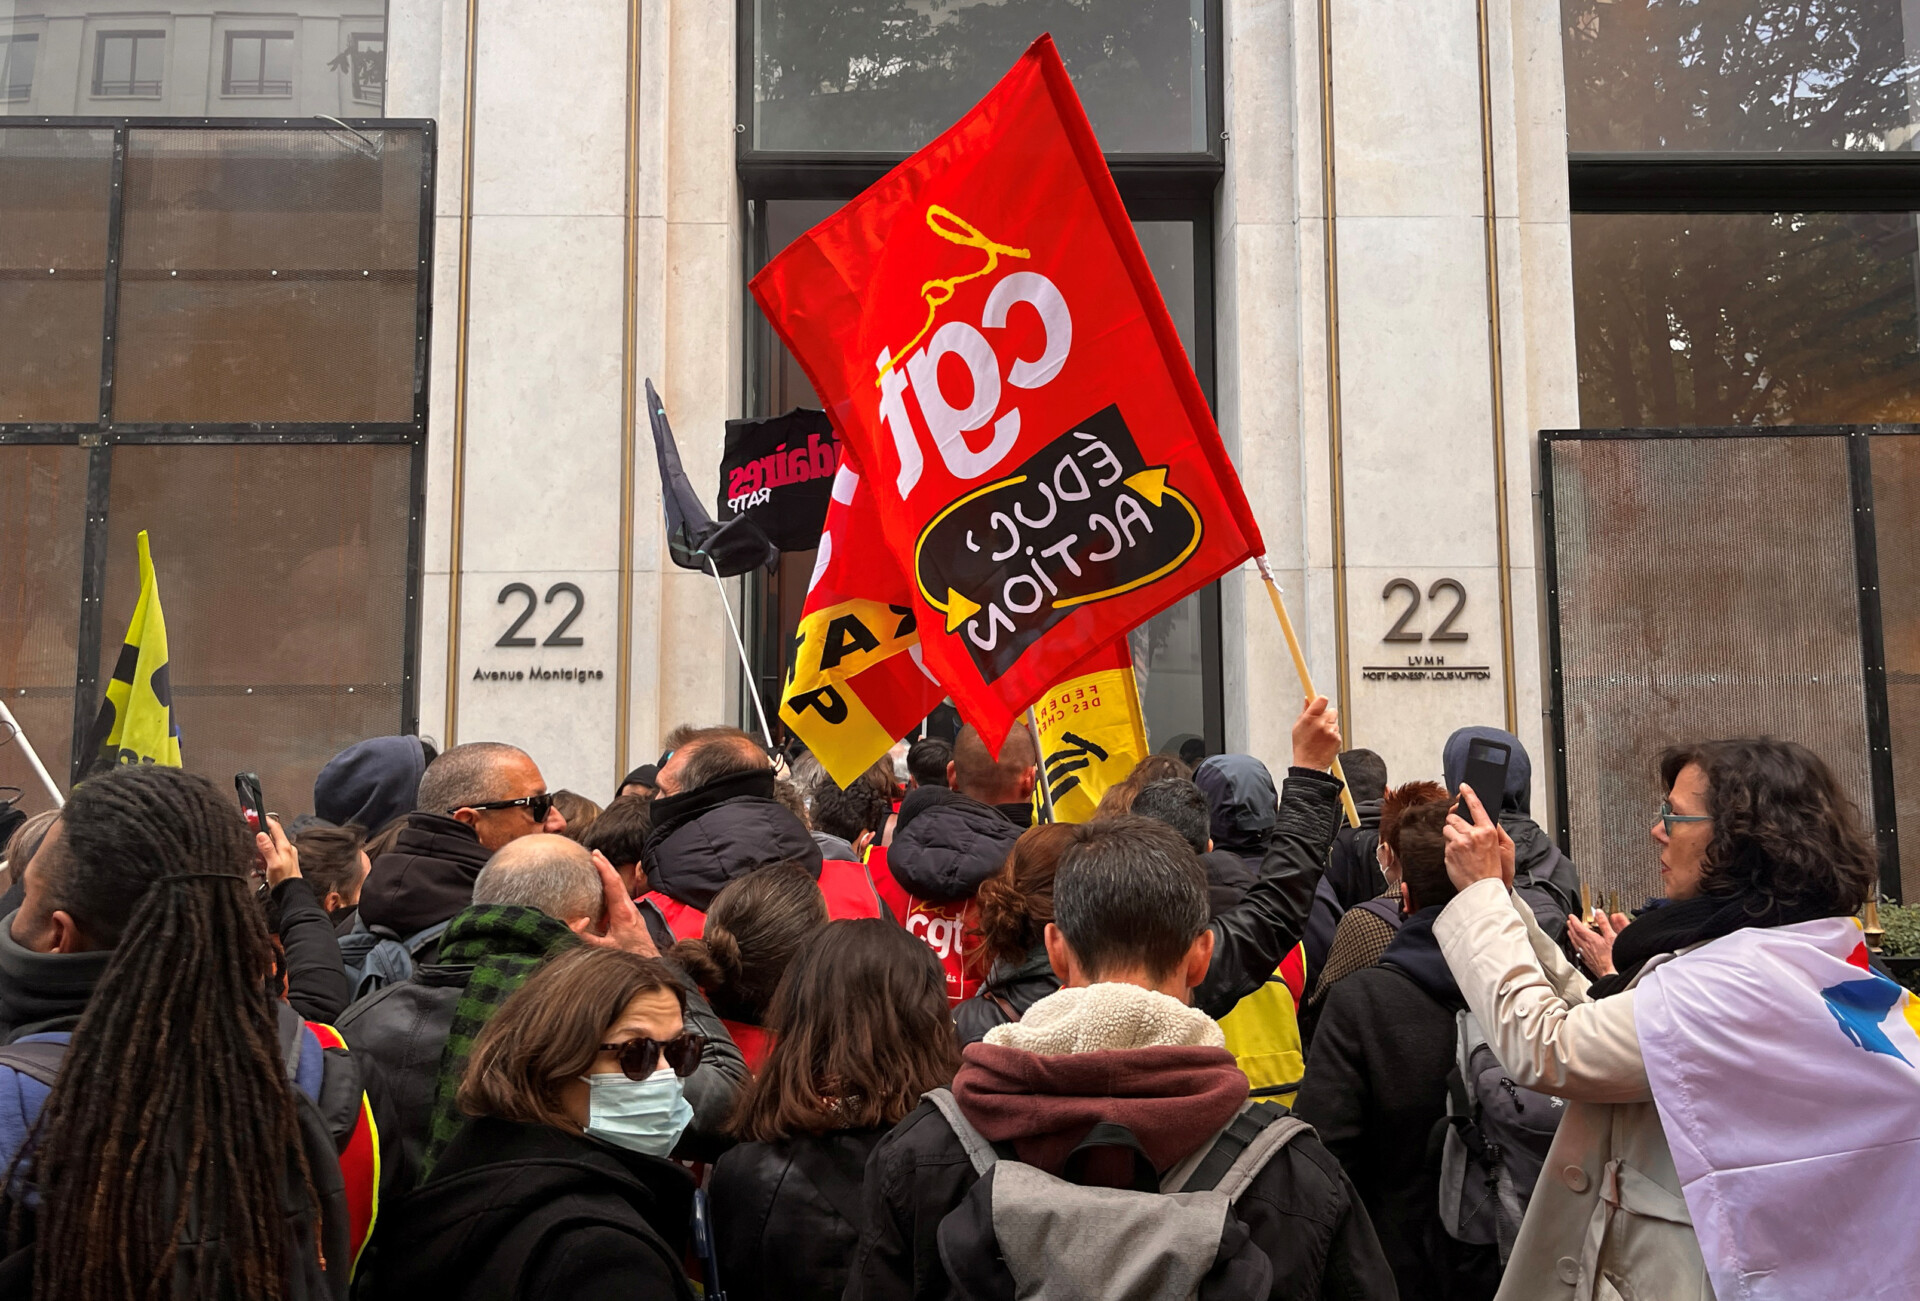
[5,765,321,1301]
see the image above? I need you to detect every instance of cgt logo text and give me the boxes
[907,909,964,960]
[866,211,1202,681]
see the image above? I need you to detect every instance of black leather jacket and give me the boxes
[709,1127,889,1301]
[951,767,1345,1042]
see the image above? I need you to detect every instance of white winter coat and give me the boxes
[1434,878,1714,1301]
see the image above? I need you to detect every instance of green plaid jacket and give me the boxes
[422,904,582,1172]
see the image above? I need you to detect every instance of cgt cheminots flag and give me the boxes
[752,35,1264,754]
[1030,638,1145,823]
[82,529,182,773]
[1634,918,1920,1301]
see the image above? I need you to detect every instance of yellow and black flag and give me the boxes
[82,530,182,774]
[1031,639,1147,823]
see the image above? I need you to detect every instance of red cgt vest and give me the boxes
[869,846,981,1006]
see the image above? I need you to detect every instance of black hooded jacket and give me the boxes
[645,769,822,911]
[365,1116,696,1301]
[949,768,1345,1041]
[1295,906,1500,1301]
[313,735,429,835]
[1193,754,1279,871]
[357,812,493,941]
[1441,727,1581,942]
[885,788,1022,905]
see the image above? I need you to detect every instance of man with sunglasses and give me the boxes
[357,742,566,968]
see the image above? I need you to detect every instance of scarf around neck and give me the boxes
[1589,891,1835,998]
[423,904,582,1172]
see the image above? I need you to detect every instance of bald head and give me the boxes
[471,834,602,928]
[951,724,1038,805]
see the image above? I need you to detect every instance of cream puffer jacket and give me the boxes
[1434,878,1715,1301]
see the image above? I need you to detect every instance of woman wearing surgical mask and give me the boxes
[370,947,705,1300]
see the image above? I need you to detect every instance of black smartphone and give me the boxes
[235,771,268,840]
[1454,739,1511,824]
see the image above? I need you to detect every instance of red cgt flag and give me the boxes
[753,35,1263,752]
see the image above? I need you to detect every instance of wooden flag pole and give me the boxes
[1255,556,1360,829]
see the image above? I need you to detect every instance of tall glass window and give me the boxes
[751,0,1209,153]
[740,0,1225,755]
[1563,0,1920,152]
[1564,0,1920,427]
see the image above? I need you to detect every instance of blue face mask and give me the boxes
[581,1066,692,1157]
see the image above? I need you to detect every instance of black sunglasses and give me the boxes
[598,1033,707,1081]
[455,792,553,822]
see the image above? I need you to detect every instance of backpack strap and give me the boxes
[406,917,453,957]
[0,1040,66,1088]
[1174,1101,1311,1202]
[924,1087,1002,1177]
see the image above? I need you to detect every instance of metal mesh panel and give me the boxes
[95,443,411,815]
[1549,436,1874,904]
[1871,434,1920,902]
[0,445,88,814]
[0,128,112,423]
[113,128,423,424]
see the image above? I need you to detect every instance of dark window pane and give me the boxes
[3,37,38,102]
[229,37,262,87]
[1572,212,1920,426]
[753,0,1209,153]
[100,36,134,91]
[1563,0,1920,152]
[95,443,412,813]
[0,445,88,814]
[114,128,424,424]
[1871,434,1920,902]
[262,36,292,88]
[0,127,112,423]
[347,35,385,106]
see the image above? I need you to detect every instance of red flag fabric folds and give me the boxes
[752,35,1262,751]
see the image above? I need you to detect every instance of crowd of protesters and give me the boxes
[0,696,1905,1301]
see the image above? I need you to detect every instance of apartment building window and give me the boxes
[93,31,165,98]
[1,35,36,103]
[224,32,294,97]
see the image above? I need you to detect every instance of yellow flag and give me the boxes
[83,530,182,773]
[1031,640,1147,823]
